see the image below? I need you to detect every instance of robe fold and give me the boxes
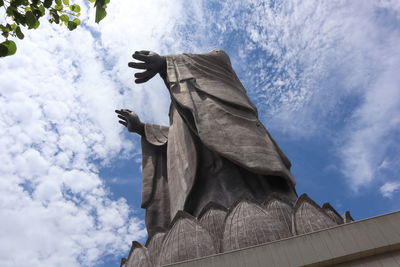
[140,49,296,237]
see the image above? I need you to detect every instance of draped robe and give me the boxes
[140,50,297,237]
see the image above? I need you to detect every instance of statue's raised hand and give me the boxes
[128,50,166,84]
[115,109,145,136]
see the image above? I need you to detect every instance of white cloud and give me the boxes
[380,182,400,198]
[0,0,186,266]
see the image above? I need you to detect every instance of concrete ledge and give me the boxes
[164,211,400,267]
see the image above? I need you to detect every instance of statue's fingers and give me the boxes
[136,50,150,55]
[132,53,149,62]
[135,73,156,84]
[128,62,148,69]
[125,109,132,112]
[117,115,126,120]
[118,120,128,127]
[122,109,132,113]
[115,109,126,115]
[134,70,152,79]
[116,109,131,118]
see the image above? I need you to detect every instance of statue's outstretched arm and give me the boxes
[128,50,166,84]
[115,109,169,145]
[115,109,145,136]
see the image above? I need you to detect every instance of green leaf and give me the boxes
[6,40,17,55]
[33,9,43,18]
[6,6,17,16]
[0,0,4,7]
[51,11,60,24]
[25,11,38,29]
[43,0,52,8]
[33,20,40,29]
[38,5,46,16]
[70,4,80,12]
[0,40,17,57]
[2,31,9,38]
[62,0,69,5]
[0,43,8,57]
[73,18,80,25]
[60,14,69,23]
[95,0,107,23]
[10,0,24,7]
[15,26,24,39]
[67,21,77,31]
[14,11,26,26]
[55,0,62,5]
[88,0,95,3]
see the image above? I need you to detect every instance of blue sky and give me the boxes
[0,0,399,266]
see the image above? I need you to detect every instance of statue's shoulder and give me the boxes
[207,49,229,57]
[209,48,226,53]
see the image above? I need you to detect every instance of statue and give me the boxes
[115,49,297,238]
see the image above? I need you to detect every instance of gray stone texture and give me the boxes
[158,211,216,266]
[293,194,338,235]
[136,50,297,236]
[125,241,151,267]
[222,199,288,252]
[123,196,349,266]
[262,193,294,238]
[146,231,166,266]
[198,202,228,253]
[165,211,400,267]
[323,202,344,225]
[343,210,354,223]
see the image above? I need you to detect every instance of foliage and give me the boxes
[0,0,109,57]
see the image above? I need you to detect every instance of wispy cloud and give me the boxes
[380,181,400,198]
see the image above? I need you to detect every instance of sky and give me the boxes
[0,0,399,266]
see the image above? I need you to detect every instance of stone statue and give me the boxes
[115,49,297,238]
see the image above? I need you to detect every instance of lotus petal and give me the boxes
[343,211,354,223]
[125,241,151,267]
[293,194,337,235]
[222,199,286,252]
[158,211,216,265]
[146,231,166,266]
[262,193,294,238]
[322,203,344,225]
[198,202,228,253]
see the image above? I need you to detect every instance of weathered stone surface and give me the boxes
[343,211,354,223]
[198,202,228,253]
[158,211,216,266]
[165,211,396,267]
[125,241,151,267]
[121,50,297,237]
[262,193,294,239]
[222,199,285,252]
[120,257,127,267]
[322,202,344,225]
[146,231,166,266]
[293,194,337,235]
